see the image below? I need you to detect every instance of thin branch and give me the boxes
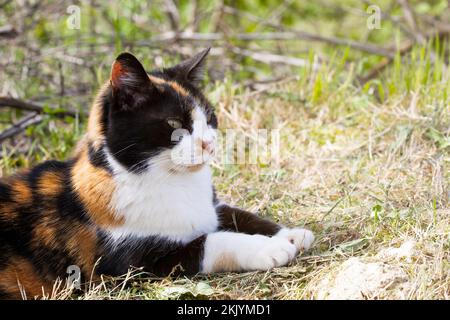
[0,96,80,118]
[361,0,416,40]
[138,31,395,58]
[231,47,320,70]
[221,5,396,58]
[163,0,180,32]
[0,113,42,143]
[397,0,426,43]
[282,31,396,58]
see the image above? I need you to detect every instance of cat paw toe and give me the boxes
[250,237,297,270]
[276,228,315,251]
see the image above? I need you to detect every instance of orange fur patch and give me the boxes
[0,257,51,299]
[33,214,58,247]
[87,83,109,151]
[71,146,123,228]
[148,74,165,85]
[148,75,189,97]
[169,81,189,97]
[11,179,32,204]
[37,171,63,196]
[0,204,17,220]
[72,133,89,157]
[65,222,98,278]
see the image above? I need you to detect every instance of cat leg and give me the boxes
[149,231,298,275]
[201,231,297,273]
[216,204,315,251]
[150,235,207,276]
[216,204,281,235]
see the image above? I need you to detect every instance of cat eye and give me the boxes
[167,118,183,129]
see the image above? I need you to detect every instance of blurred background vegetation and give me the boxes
[0,0,449,169]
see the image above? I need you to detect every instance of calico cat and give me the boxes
[0,49,314,299]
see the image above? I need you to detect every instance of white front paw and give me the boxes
[248,236,297,271]
[201,232,299,273]
[276,228,315,251]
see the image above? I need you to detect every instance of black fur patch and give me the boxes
[103,52,216,172]
[0,182,12,202]
[96,231,206,277]
[88,143,111,172]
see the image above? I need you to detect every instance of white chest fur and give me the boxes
[105,152,218,244]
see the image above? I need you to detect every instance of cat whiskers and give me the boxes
[110,142,138,157]
[128,151,171,175]
[141,153,182,185]
[128,157,152,174]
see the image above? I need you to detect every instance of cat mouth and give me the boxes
[185,163,205,172]
[169,147,214,171]
[168,162,205,173]
[180,155,210,170]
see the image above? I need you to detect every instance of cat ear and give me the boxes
[168,48,210,85]
[110,52,150,91]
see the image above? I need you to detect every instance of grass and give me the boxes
[4,46,448,300]
[195,54,448,299]
[1,0,449,300]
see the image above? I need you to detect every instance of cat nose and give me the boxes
[201,140,214,153]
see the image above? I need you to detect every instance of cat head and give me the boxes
[88,49,217,174]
